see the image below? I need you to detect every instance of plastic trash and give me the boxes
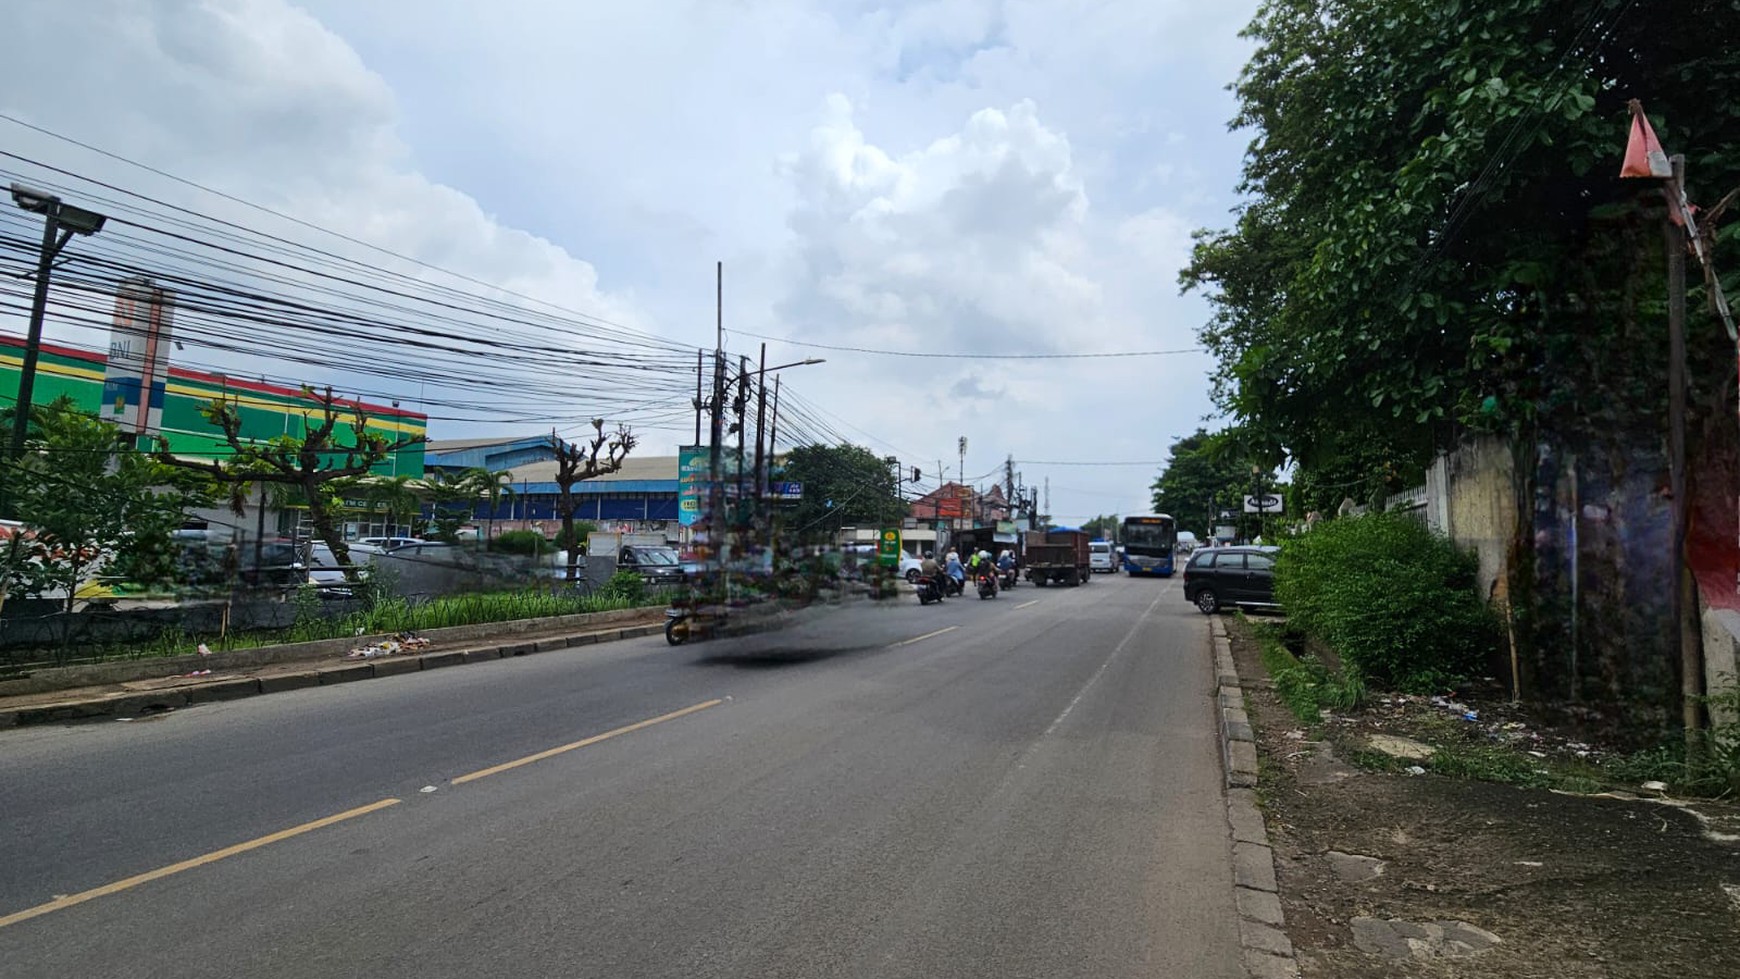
[196,643,212,656]
[1641,780,1668,793]
[1405,765,1427,776]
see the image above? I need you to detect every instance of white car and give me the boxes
[899,553,925,582]
[1089,540,1116,573]
[356,536,426,551]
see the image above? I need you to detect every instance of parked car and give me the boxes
[1182,545,1281,614]
[356,536,427,551]
[899,552,924,582]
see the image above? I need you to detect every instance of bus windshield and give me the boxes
[1122,518,1176,550]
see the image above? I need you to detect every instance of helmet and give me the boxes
[924,551,934,559]
[979,550,990,559]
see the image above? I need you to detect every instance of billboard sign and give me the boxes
[877,528,901,567]
[677,446,709,527]
[1243,493,1285,514]
[101,277,175,442]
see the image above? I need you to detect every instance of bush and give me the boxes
[491,530,551,556]
[599,570,648,604]
[1274,513,1496,692]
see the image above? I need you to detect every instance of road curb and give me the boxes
[0,622,667,728]
[1210,616,1300,979]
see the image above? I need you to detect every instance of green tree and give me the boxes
[477,468,516,542]
[159,386,424,577]
[1081,514,1121,540]
[1150,429,1268,539]
[779,444,908,543]
[0,397,213,616]
[362,473,424,538]
[1183,0,1740,480]
[423,468,481,543]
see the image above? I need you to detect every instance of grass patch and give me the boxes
[1252,618,1366,724]
[40,587,665,664]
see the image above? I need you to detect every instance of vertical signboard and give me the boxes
[677,446,709,526]
[878,528,901,568]
[101,277,175,443]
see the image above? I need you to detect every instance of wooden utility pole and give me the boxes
[1667,154,1701,745]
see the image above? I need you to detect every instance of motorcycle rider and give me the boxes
[996,548,1016,582]
[920,551,944,601]
[974,549,997,595]
[945,550,966,594]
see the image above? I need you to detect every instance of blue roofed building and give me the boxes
[425,437,682,540]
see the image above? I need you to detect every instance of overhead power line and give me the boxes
[727,329,1200,360]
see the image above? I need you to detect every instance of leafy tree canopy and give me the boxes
[1,397,214,609]
[778,444,907,542]
[1151,428,1274,536]
[1183,0,1740,483]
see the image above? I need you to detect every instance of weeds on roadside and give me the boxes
[18,588,664,665]
[1252,619,1365,724]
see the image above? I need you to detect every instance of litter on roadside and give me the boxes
[345,632,432,660]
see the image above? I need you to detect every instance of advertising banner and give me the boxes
[101,277,175,442]
[677,446,709,527]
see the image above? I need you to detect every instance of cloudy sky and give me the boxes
[0,0,1258,525]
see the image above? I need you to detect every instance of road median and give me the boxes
[0,608,666,728]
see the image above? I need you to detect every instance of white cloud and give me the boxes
[0,0,1262,523]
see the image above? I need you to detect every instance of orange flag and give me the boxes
[1621,98,1671,178]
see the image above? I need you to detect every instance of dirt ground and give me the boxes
[1225,615,1740,979]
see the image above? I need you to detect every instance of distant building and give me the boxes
[0,333,427,543]
[425,436,680,540]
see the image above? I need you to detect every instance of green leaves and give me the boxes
[1274,514,1496,691]
[1189,0,1740,499]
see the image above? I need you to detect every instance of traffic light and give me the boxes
[911,466,923,483]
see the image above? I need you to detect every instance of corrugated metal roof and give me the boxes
[499,454,679,484]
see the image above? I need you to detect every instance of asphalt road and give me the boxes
[0,572,1239,978]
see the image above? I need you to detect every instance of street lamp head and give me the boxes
[58,203,107,236]
[8,183,105,235]
[9,183,53,213]
[799,358,826,366]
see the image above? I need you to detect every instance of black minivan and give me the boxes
[1181,545,1281,614]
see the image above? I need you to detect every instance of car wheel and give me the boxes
[906,568,920,582]
[1194,589,1220,614]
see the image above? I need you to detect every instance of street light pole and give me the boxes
[9,199,63,462]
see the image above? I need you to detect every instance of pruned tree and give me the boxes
[552,420,635,582]
[159,386,425,578]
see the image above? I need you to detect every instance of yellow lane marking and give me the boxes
[452,699,724,785]
[888,626,959,649]
[0,797,401,930]
[1014,600,1039,610]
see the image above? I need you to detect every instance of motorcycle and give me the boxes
[999,565,1018,590]
[943,572,965,597]
[915,574,944,605]
[976,571,999,600]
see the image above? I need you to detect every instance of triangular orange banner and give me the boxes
[1621,98,1671,178]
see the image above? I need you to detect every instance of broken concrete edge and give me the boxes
[0,621,669,728]
[1208,614,1302,979]
[0,605,669,697]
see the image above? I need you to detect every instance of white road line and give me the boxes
[888,625,959,648]
[1041,588,1170,737]
[1014,599,1039,610]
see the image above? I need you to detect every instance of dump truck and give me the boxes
[1024,528,1092,587]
